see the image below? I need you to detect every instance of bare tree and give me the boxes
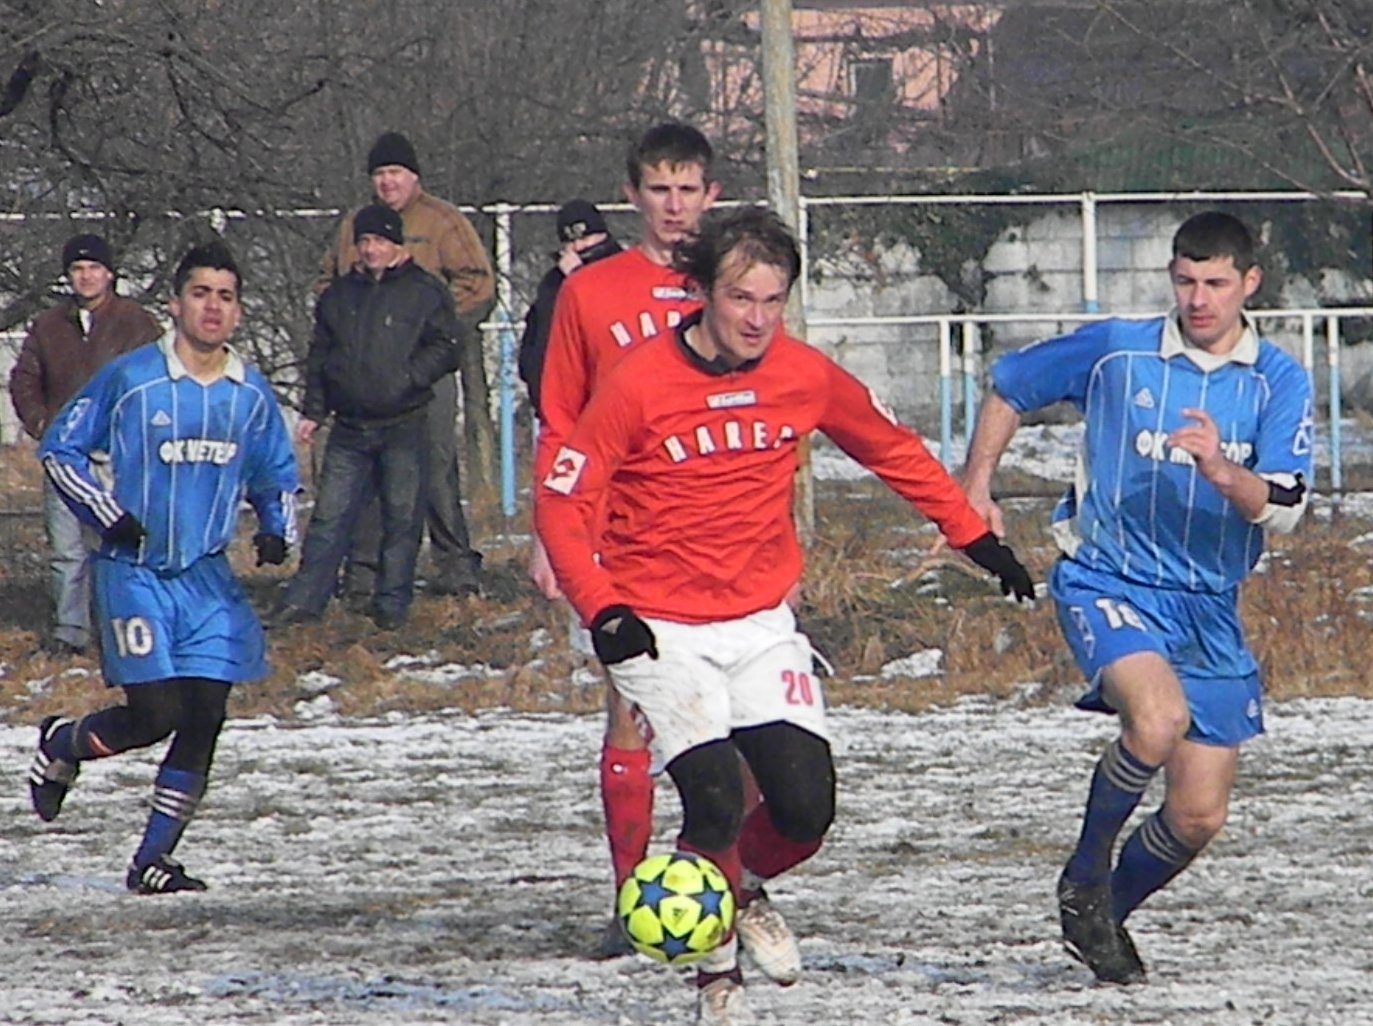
[0,0,758,496]
[933,0,1373,199]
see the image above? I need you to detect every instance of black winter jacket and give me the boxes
[517,236,621,418]
[305,260,464,425]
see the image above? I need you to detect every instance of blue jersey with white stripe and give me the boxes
[40,335,299,573]
[991,315,1313,593]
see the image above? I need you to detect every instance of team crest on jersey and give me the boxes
[868,389,899,426]
[544,446,587,495]
[151,410,172,427]
[707,390,757,410]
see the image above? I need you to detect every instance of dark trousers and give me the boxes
[285,411,427,618]
[344,374,481,593]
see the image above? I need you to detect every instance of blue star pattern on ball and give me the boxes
[640,878,670,912]
[698,886,725,917]
[615,851,737,965]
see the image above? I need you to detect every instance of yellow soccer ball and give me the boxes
[615,851,736,964]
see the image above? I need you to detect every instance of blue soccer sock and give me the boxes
[44,718,79,762]
[1112,809,1199,923]
[1064,739,1158,886]
[132,766,206,869]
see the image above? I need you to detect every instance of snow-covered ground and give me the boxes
[5,696,1373,1026]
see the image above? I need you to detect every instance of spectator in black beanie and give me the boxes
[273,202,464,631]
[315,130,491,601]
[8,232,161,656]
[517,199,622,418]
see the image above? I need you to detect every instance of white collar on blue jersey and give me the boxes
[158,330,248,383]
[1161,308,1260,369]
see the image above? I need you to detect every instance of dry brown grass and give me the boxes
[2,479,1371,726]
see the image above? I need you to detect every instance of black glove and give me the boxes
[961,531,1035,603]
[254,533,288,567]
[590,605,659,665]
[103,512,146,547]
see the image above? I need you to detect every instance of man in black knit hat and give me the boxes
[517,199,622,418]
[9,232,161,655]
[317,130,491,603]
[275,204,465,630]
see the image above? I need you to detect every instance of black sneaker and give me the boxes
[429,573,481,599]
[1057,868,1146,984]
[371,607,407,631]
[28,716,79,822]
[1113,920,1147,981]
[127,855,208,895]
[341,590,373,614]
[594,913,634,959]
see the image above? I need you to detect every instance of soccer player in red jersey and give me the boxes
[528,123,721,957]
[537,208,1034,1023]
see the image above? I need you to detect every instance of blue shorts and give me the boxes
[1050,558,1263,747]
[93,554,268,687]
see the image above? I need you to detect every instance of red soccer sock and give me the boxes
[737,803,822,886]
[600,744,654,888]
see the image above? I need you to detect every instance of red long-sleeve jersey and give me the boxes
[535,320,991,626]
[534,247,701,484]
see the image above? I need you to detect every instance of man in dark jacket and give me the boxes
[8,233,162,654]
[324,131,492,602]
[517,199,621,419]
[271,205,464,630]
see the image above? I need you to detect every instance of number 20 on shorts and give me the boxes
[782,669,816,706]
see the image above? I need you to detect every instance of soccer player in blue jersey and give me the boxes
[962,212,1313,983]
[28,240,300,895]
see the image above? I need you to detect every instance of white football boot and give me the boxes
[735,892,802,986]
[695,935,754,1025]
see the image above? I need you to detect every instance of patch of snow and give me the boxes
[880,648,944,679]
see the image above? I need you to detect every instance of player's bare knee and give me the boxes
[1123,708,1189,765]
[1167,804,1227,849]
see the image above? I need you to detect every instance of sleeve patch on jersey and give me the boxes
[543,446,588,495]
[57,397,93,443]
[1292,399,1314,456]
[868,388,899,426]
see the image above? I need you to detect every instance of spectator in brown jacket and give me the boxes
[316,131,493,601]
[8,233,162,654]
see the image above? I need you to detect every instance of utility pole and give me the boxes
[759,0,814,540]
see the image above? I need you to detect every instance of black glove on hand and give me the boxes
[103,512,146,547]
[961,531,1035,602]
[590,605,659,665]
[254,533,288,567]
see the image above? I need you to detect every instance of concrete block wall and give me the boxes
[807,205,1373,425]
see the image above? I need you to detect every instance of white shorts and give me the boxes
[605,603,827,773]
